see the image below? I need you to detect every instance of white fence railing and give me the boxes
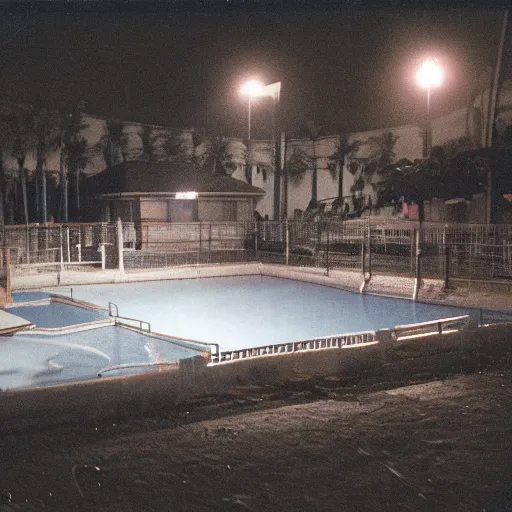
[392,315,471,340]
[211,331,377,364]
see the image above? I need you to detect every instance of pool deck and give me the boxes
[0,309,32,334]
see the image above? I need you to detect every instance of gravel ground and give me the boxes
[1,364,511,512]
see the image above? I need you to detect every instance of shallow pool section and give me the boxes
[7,302,108,328]
[0,326,206,390]
[12,291,52,303]
[46,276,476,351]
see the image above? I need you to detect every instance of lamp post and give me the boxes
[240,79,264,141]
[239,80,282,219]
[417,59,443,158]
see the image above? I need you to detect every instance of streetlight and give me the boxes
[240,79,264,141]
[239,80,282,219]
[417,58,443,158]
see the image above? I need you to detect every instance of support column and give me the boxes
[117,217,124,274]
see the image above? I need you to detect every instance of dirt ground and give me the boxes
[1,363,511,512]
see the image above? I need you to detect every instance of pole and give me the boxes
[247,97,251,141]
[285,220,289,266]
[273,98,281,220]
[66,227,71,263]
[487,8,509,147]
[425,87,431,158]
[117,217,124,274]
[325,222,330,276]
[413,229,421,300]
[59,226,64,272]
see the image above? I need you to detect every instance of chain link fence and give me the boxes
[254,219,512,282]
[1,219,511,283]
[3,223,118,276]
[122,222,256,270]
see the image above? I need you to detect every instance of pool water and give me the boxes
[7,302,108,328]
[0,326,206,390]
[46,276,475,351]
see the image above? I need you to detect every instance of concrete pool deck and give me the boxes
[0,309,32,334]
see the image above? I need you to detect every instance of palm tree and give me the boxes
[199,137,238,176]
[138,124,162,163]
[285,147,315,186]
[64,137,89,220]
[57,102,88,222]
[161,128,192,164]
[97,118,127,169]
[328,135,361,201]
[7,111,34,225]
[30,98,60,223]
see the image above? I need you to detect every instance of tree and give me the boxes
[198,137,239,176]
[381,160,443,221]
[138,124,168,163]
[97,118,128,169]
[328,135,361,201]
[285,147,315,186]
[161,128,191,163]
[30,98,60,223]
[64,137,89,220]
[7,110,34,224]
[368,132,399,177]
[58,102,88,222]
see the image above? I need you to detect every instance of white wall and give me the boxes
[4,81,512,220]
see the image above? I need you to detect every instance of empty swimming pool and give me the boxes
[46,276,474,351]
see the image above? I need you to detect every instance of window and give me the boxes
[84,227,93,247]
[222,201,237,221]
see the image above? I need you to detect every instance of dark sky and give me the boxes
[0,1,509,139]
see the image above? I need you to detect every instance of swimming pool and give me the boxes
[46,276,475,351]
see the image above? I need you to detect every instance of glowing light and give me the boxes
[175,192,198,200]
[417,59,443,89]
[240,80,264,98]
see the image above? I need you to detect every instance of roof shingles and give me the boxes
[86,161,264,196]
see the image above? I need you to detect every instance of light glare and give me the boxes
[240,79,264,97]
[175,191,198,200]
[417,59,443,89]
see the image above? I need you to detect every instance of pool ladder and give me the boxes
[108,302,151,333]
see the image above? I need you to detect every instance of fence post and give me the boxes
[59,226,64,272]
[26,226,30,265]
[413,229,421,300]
[285,220,289,266]
[5,249,12,303]
[66,227,71,263]
[325,222,330,276]
[117,217,125,274]
[208,223,212,263]
[198,222,202,265]
[361,233,366,276]
[444,245,450,288]
[367,217,372,277]
[254,221,258,259]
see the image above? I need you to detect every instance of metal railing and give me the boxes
[97,360,179,377]
[108,301,151,332]
[392,315,471,340]
[4,219,512,283]
[210,330,377,364]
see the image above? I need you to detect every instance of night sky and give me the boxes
[0,1,509,139]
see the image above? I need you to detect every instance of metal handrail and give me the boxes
[211,330,376,364]
[97,360,178,377]
[107,302,151,332]
[113,316,151,332]
[393,315,470,339]
[108,302,119,317]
